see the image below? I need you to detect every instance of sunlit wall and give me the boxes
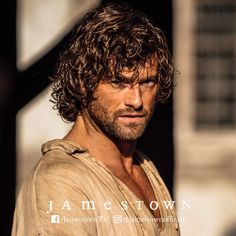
[173,0,236,235]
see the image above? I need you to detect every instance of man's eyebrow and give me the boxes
[139,76,158,82]
[112,76,136,84]
[110,74,158,84]
[147,75,158,79]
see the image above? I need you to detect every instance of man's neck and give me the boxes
[64,115,137,175]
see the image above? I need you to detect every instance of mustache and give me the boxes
[114,108,148,117]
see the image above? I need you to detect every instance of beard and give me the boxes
[87,99,155,142]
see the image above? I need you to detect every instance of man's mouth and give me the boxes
[119,113,145,117]
[118,114,146,122]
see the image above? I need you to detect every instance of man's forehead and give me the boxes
[121,59,158,79]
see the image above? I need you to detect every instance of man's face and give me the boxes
[86,59,159,142]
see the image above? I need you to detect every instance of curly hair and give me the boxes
[50,1,174,122]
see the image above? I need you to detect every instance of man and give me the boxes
[12,2,180,235]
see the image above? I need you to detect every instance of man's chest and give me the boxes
[115,165,161,219]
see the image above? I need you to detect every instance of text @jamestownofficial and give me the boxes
[51,215,185,224]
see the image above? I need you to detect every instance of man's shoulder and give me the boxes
[24,139,93,185]
[41,138,88,158]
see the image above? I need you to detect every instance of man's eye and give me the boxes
[111,80,120,85]
[110,80,126,88]
[140,79,156,87]
[147,80,155,86]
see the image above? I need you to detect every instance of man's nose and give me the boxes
[124,85,143,109]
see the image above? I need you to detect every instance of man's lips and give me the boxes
[118,113,146,117]
[118,114,146,122]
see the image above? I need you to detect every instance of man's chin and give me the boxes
[113,129,145,142]
[100,121,147,142]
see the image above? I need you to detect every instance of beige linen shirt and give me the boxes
[12,139,180,236]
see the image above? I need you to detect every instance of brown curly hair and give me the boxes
[50,2,174,122]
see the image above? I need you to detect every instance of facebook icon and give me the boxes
[51,215,60,223]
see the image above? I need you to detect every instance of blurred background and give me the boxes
[1,0,236,235]
[174,0,236,235]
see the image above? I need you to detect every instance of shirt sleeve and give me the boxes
[11,157,98,236]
